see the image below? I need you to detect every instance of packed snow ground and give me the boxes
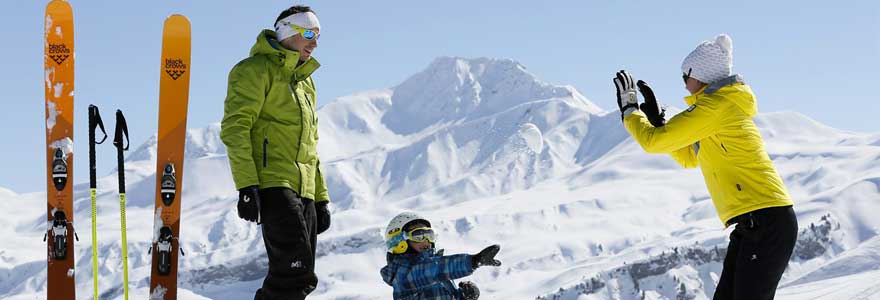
[2,57,878,299]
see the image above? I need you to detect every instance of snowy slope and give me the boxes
[1,57,879,300]
[773,234,880,300]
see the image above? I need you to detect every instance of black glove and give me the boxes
[471,244,502,269]
[237,185,261,223]
[637,80,667,127]
[459,281,480,300]
[613,70,639,120]
[316,201,331,235]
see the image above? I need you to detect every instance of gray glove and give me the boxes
[614,70,639,120]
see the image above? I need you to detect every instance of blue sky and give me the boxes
[1,0,878,193]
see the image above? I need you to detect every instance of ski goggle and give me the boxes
[405,227,436,243]
[283,22,320,40]
[682,68,693,84]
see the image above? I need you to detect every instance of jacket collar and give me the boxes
[684,74,744,106]
[683,74,757,116]
[704,74,744,94]
[387,248,438,264]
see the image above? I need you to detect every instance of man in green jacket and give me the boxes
[220,5,331,300]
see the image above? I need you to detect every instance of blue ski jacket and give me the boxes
[380,249,474,300]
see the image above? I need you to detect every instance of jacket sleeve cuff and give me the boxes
[623,112,644,134]
[233,177,260,190]
[314,191,330,202]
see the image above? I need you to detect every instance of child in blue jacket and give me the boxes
[380,212,502,300]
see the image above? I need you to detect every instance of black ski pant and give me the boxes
[714,205,797,300]
[255,187,318,300]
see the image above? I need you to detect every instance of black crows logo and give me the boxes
[48,43,71,65]
[164,58,187,80]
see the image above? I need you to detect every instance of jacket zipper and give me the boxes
[304,94,317,125]
[288,84,304,189]
[262,132,268,168]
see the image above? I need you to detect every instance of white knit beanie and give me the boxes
[681,34,733,84]
[275,12,321,41]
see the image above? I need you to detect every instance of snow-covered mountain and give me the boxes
[1,57,878,300]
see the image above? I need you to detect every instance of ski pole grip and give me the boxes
[114,110,130,151]
[88,105,108,144]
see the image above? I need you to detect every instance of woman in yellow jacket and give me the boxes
[614,34,797,300]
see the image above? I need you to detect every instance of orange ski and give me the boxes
[149,14,191,300]
[44,1,77,299]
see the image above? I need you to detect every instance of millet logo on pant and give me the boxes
[290,260,303,269]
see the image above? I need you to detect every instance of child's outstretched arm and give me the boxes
[397,254,474,290]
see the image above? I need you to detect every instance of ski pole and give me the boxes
[88,105,107,300]
[113,110,130,300]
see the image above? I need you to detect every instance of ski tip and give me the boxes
[46,0,72,17]
[45,0,73,33]
[163,14,191,36]
[47,0,71,9]
[165,14,191,25]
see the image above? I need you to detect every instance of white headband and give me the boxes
[274,12,321,41]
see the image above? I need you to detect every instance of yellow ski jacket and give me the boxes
[623,75,792,226]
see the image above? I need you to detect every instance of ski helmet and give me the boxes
[385,212,432,254]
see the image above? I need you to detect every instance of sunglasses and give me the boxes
[284,22,320,40]
[405,227,436,243]
[682,68,692,84]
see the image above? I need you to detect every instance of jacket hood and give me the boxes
[684,74,757,117]
[249,29,320,81]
